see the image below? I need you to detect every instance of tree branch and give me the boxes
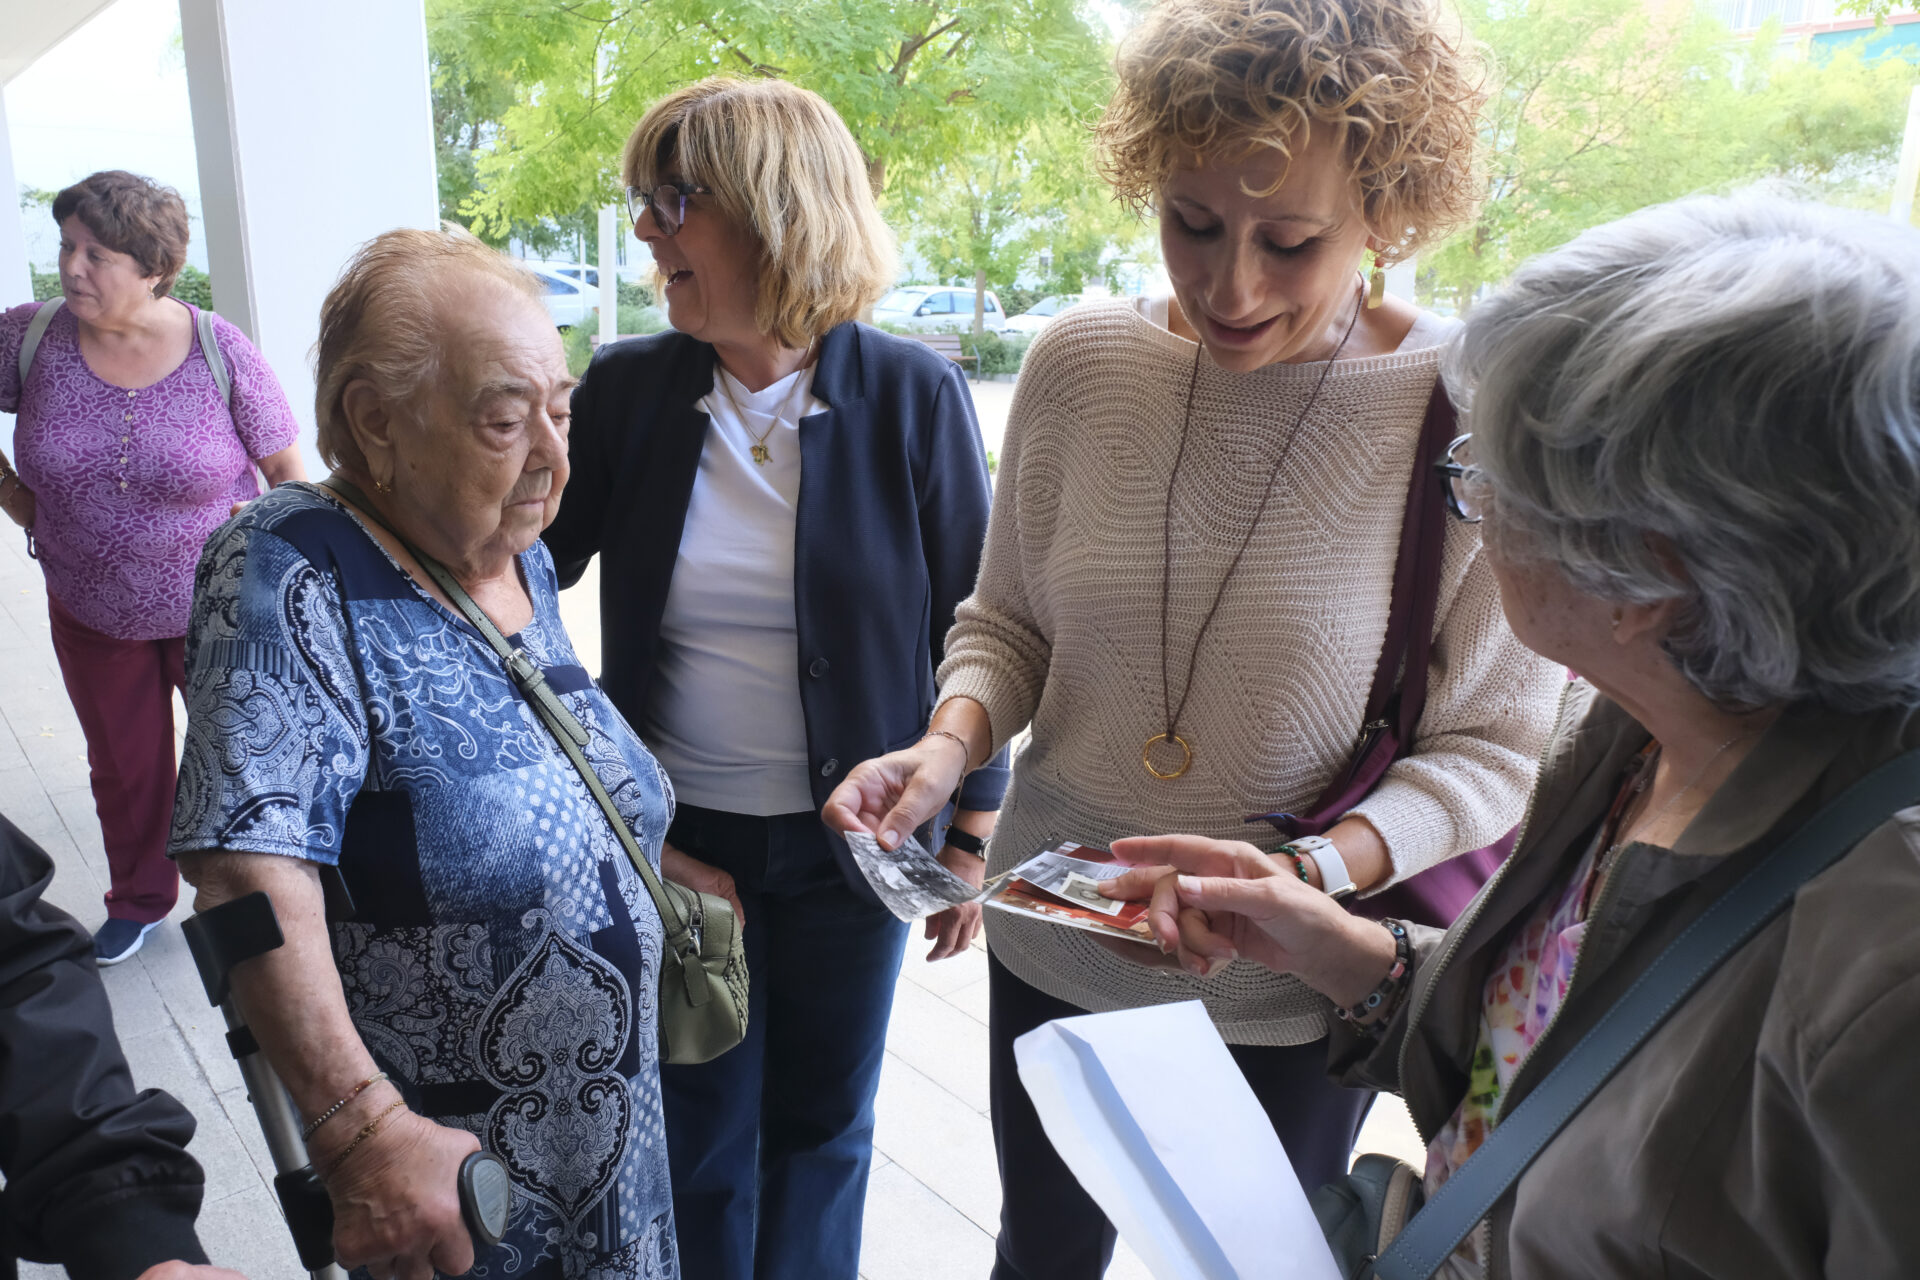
[892,16,964,79]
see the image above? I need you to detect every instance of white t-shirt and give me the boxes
[641,362,828,815]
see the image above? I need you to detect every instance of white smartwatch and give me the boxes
[1290,835,1358,900]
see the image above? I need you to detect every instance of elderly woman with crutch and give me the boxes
[171,229,682,1280]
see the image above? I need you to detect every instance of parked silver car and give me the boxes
[531,265,592,329]
[873,286,1008,332]
[1004,293,1083,334]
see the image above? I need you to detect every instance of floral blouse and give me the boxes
[1424,833,1604,1191]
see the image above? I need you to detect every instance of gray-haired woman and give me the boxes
[1108,194,1920,1277]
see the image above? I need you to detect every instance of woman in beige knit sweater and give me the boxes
[826,0,1562,1273]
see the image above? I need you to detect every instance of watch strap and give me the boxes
[944,827,987,858]
[1292,835,1358,899]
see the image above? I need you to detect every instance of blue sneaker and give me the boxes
[93,918,159,966]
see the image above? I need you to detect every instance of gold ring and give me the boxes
[1142,732,1192,780]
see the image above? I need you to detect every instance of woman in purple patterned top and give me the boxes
[0,171,303,964]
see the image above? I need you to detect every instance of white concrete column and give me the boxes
[1891,87,1920,227]
[598,203,618,346]
[0,91,31,310]
[178,0,438,474]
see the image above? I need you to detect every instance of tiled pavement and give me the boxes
[0,382,1423,1278]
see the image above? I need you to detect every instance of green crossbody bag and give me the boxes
[320,477,749,1065]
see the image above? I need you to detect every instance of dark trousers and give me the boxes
[987,952,1375,1279]
[660,804,908,1280]
[46,594,186,925]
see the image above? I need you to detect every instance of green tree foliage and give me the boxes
[902,115,1152,332]
[1425,0,1917,309]
[170,265,214,309]
[427,0,1120,266]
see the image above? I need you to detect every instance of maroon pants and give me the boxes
[47,594,186,924]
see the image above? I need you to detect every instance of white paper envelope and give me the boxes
[1015,1000,1343,1280]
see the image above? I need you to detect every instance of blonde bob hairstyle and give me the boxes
[1097,0,1486,259]
[314,225,546,475]
[623,78,897,347]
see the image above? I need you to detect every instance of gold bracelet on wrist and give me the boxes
[303,1070,389,1141]
[321,1098,408,1179]
[922,728,973,775]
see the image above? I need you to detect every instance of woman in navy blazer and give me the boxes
[542,79,1007,1280]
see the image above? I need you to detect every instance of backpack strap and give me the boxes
[17,298,63,387]
[1371,745,1920,1280]
[16,298,232,412]
[193,305,233,407]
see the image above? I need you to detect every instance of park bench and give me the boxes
[903,332,978,378]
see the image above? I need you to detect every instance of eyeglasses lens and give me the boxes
[1443,436,1483,523]
[649,186,683,237]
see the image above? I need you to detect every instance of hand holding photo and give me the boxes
[844,829,986,922]
[986,843,1155,944]
[1059,871,1126,916]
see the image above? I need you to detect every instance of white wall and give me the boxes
[0,92,30,310]
[179,0,438,476]
[1,91,28,450]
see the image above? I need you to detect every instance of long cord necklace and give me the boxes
[715,342,815,466]
[1144,282,1366,780]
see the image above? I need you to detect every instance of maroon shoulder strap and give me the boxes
[1369,379,1459,742]
[1249,378,1458,837]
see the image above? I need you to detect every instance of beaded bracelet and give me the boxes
[302,1070,389,1141]
[322,1098,408,1179]
[1277,844,1313,884]
[1333,919,1413,1028]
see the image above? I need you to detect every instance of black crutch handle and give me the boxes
[182,891,284,1006]
[460,1151,514,1251]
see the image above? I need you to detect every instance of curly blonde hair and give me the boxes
[1097,0,1486,257]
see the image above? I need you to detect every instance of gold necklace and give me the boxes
[1612,726,1762,853]
[715,343,815,466]
[1144,284,1364,780]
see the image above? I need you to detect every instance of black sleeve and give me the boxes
[916,361,1010,812]
[0,815,209,1280]
[545,346,614,590]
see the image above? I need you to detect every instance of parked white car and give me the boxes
[531,265,592,329]
[873,286,1008,332]
[531,261,599,287]
[1004,293,1083,334]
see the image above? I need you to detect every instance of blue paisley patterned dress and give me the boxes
[169,484,679,1280]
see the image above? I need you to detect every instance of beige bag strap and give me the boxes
[18,297,232,410]
[194,305,232,407]
[17,298,61,386]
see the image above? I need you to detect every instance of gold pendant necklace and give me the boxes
[1145,283,1365,780]
[716,343,815,467]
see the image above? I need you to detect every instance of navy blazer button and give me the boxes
[820,758,839,777]
[809,658,830,678]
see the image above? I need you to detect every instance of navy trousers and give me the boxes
[660,804,908,1280]
[987,953,1376,1279]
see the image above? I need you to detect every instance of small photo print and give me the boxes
[1058,871,1125,916]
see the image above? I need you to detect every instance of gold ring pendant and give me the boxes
[1142,732,1193,780]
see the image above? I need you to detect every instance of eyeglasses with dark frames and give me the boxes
[625,182,712,237]
[1432,433,1484,524]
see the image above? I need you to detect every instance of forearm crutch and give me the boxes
[182,892,512,1280]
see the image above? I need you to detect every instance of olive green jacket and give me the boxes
[1333,681,1920,1278]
